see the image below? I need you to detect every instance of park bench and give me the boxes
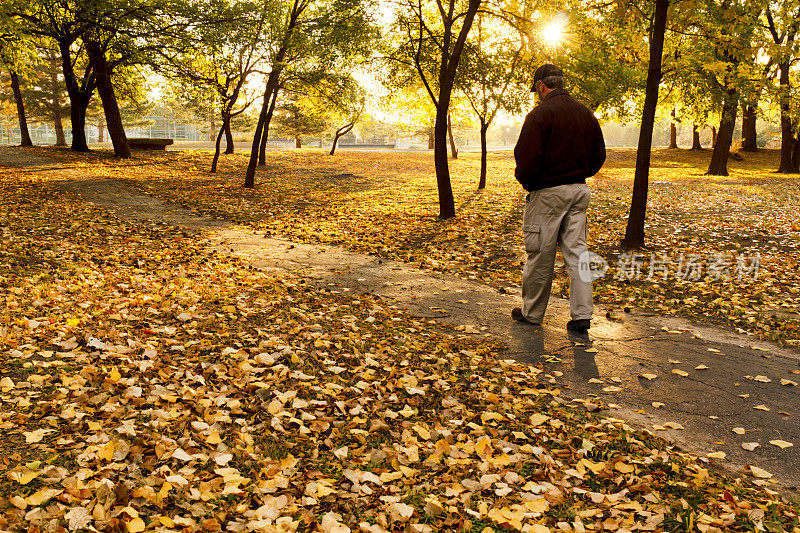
[128,138,174,150]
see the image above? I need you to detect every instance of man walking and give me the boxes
[512,64,606,332]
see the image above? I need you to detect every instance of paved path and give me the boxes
[2,146,799,494]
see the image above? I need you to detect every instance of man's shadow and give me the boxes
[507,323,600,378]
[567,330,600,379]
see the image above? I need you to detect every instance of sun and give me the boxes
[541,15,568,46]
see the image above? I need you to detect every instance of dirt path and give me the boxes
[3,145,800,493]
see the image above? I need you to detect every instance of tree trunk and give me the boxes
[777,60,795,173]
[427,129,434,149]
[711,126,717,147]
[224,119,234,154]
[87,40,130,159]
[258,88,279,165]
[447,113,458,159]
[9,71,33,147]
[434,103,456,219]
[211,124,225,173]
[668,108,678,148]
[246,9,298,187]
[621,0,669,249]
[295,135,301,148]
[246,75,282,187]
[707,90,738,176]
[741,104,758,152]
[478,120,488,189]
[791,133,800,173]
[59,40,93,153]
[53,108,66,146]
[690,124,702,150]
[245,105,268,188]
[98,120,105,143]
[330,123,354,155]
[69,99,90,152]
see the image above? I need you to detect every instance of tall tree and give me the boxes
[704,0,761,176]
[390,0,482,218]
[28,45,69,146]
[323,75,365,155]
[621,0,670,249]
[459,13,528,188]
[9,0,197,156]
[273,95,328,148]
[244,0,377,188]
[0,18,34,146]
[7,71,33,146]
[79,0,198,158]
[763,1,800,173]
[9,0,97,152]
[158,0,268,172]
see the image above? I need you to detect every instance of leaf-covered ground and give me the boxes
[1,155,798,531]
[30,146,800,348]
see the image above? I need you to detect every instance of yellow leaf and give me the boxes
[615,461,635,473]
[707,451,726,460]
[413,424,431,440]
[580,458,606,474]
[160,516,175,528]
[207,431,222,445]
[109,368,121,383]
[127,517,145,533]
[754,404,770,412]
[529,413,549,427]
[9,471,39,485]
[267,399,283,415]
[769,439,793,449]
[749,466,772,478]
[398,405,415,417]
[24,429,51,443]
[66,318,80,327]
[640,373,657,380]
[525,498,549,513]
[26,489,61,506]
[10,496,27,509]
[672,369,689,377]
[98,441,116,462]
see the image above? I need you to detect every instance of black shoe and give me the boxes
[512,308,540,325]
[566,319,591,332]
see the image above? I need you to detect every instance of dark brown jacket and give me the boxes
[514,89,606,191]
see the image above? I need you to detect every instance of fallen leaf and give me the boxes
[769,439,793,449]
[749,466,772,479]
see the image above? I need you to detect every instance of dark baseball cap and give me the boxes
[531,63,563,91]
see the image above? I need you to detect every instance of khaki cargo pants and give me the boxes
[521,183,593,323]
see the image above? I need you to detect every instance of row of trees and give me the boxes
[2,0,800,246]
